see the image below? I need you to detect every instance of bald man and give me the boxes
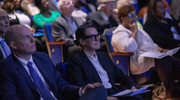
[0,8,10,60]
[0,25,107,100]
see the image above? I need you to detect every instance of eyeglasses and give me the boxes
[127,13,137,19]
[83,33,100,41]
[64,1,75,5]
[0,16,10,20]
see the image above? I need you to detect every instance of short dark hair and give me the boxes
[74,24,95,46]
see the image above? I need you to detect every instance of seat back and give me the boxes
[43,24,65,65]
[56,62,69,81]
[44,24,54,42]
[105,33,114,53]
[133,3,140,14]
[104,32,132,75]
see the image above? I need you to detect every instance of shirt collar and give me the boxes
[14,54,33,66]
[64,16,75,22]
[83,49,97,59]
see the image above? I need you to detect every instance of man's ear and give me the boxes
[79,38,85,46]
[9,41,17,50]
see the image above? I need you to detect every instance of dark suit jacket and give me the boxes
[144,17,180,49]
[0,50,4,60]
[86,11,118,34]
[0,52,80,100]
[67,51,136,94]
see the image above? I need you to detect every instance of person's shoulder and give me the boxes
[0,54,14,67]
[53,16,64,23]
[32,52,50,59]
[51,11,61,16]
[87,11,99,17]
[96,51,109,57]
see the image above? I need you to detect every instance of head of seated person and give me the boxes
[57,0,75,17]
[146,0,166,22]
[97,0,116,17]
[117,2,137,30]
[74,24,100,55]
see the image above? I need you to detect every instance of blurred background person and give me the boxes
[111,1,180,99]
[143,0,180,59]
[0,8,11,60]
[169,0,180,27]
[2,0,37,33]
[33,0,61,28]
[21,0,40,16]
[52,0,83,60]
[86,0,120,35]
[74,0,96,14]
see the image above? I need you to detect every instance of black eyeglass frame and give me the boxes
[82,33,101,41]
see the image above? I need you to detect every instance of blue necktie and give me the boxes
[0,40,11,56]
[27,62,55,100]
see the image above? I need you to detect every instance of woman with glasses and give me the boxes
[111,0,180,99]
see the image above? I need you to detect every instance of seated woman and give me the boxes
[111,1,180,99]
[143,0,180,59]
[33,0,61,28]
[2,0,37,33]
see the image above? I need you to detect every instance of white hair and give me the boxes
[57,0,64,10]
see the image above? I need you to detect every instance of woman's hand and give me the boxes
[130,22,138,38]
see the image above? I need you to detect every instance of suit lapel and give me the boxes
[13,55,38,93]
[97,52,118,90]
[96,53,112,78]
[80,51,102,83]
[61,16,74,37]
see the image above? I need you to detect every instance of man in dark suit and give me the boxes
[0,8,11,60]
[86,0,120,34]
[0,25,107,100]
[52,0,84,59]
[67,24,143,100]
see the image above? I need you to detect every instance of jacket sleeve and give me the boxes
[52,19,75,47]
[111,28,138,52]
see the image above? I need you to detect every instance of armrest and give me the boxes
[48,41,66,45]
[110,52,133,56]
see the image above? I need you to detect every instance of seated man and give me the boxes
[0,8,11,60]
[86,0,120,34]
[52,0,84,59]
[0,25,107,100]
[67,24,143,100]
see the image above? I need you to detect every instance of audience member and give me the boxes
[86,0,120,34]
[52,0,83,59]
[67,24,143,100]
[21,0,40,16]
[111,2,180,99]
[170,0,180,27]
[2,0,37,33]
[144,0,180,59]
[0,8,11,60]
[74,0,96,14]
[33,0,61,28]
[0,24,107,100]
[71,0,88,22]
